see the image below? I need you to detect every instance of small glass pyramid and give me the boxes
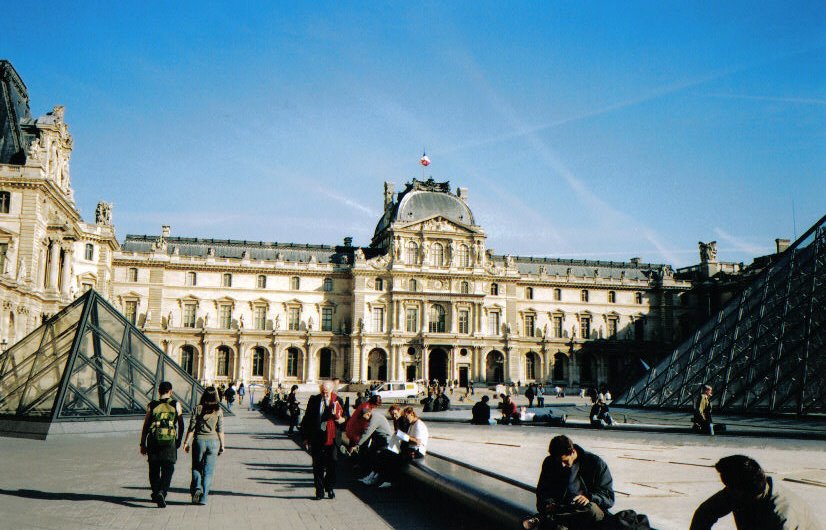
[615,214,826,416]
[0,289,217,437]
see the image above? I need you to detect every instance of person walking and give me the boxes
[248,384,256,411]
[224,383,237,412]
[182,387,225,505]
[693,384,714,434]
[300,381,345,500]
[238,383,245,406]
[287,384,301,434]
[525,384,536,408]
[536,384,545,408]
[139,381,184,508]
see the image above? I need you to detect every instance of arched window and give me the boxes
[291,276,300,290]
[216,346,231,377]
[554,288,561,301]
[526,287,534,300]
[553,352,566,381]
[286,347,300,378]
[635,292,643,304]
[460,281,469,294]
[85,243,94,261]
[222,273,232,287]
[319,348,333,379]
[323,278,333,292]
[581,289,589,302]
[431,243,444,267]
[128,268,138,282]
[257,275,267,288]
[186,271,197,286]
[180,345,196,377]
[458,244,469,267]
[608,291,616,303]
[375,278,384,291]
[525,352,538,380]
[490,283,499,296]
[409,279,417,291]
[406,241,419,265]
[429,304,446,333]
[252,347,265,377]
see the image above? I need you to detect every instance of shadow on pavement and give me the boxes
[0,488,152,508]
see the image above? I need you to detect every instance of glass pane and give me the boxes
[17,350,69,416]
[0,352,37,407]
[0,384,26,414]
[50,301,85,340]
[61,387,101,417]
[92,300,127,346]
[160,358,196,413]
[18,386,58,417]
[29,323,77,382]
[128,333,160,376]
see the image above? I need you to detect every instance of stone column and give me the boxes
[60,245,73,296]
[48,240,60,290]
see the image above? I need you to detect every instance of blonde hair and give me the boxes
[402,406,417,419]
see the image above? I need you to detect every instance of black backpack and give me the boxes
[606,510,655,530]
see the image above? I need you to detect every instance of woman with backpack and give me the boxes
[182,387,225,505]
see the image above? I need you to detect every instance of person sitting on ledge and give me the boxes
[435,390,450,412]
[499,394,520,425]
[471,395,492,425]
[589,398,613,428]
[420,392,435,412]
[690,455,819,530]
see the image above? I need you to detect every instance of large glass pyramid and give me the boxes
[615,214,826,416]
[0,289,217,438]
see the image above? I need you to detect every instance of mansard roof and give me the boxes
[121,235,356,264]
[493,255,666,281]
[374,178,475,239]
[0,60,33,165]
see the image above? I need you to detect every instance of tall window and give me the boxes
[180,346,196,376]
[608,318,618,339]
[0,191,9,214]
[323,278,333,291]
[186,271,197,286]
[373,307,385,332]
[429,304,446,332]
[183,303,196,328]
[375,278,384,291]
[488,312,501,336]
[222,273,232,287]
[288,307,301,331]
[431,243,444,266]
[85,243,94,261]
[125,301,137,324]
[257,275,267,288]
[635,292,643,304]
[553,352,566,380]
[524,314,535,337]
[252,348,265,377]
[581,289,589,302]
[554,288,561,301]
[635,319,645,341]
[128,268,138,282]
[406,241,419,265]
[608,291,616,303]
[0,243,7,273]
[290,276,300,290]
[458,244,469,267]
[409,279,417,291]
[319,348,333,379]
[216,347,230,377]
[460,281,469,294]
[254,306,267,330]
[490,283,499,296]
[459,310,469,334]
[286,348,299,377]
[406,307,418,332]
[553,316,563,338]
[219,305,232,329]
[526,353,537,380]
[580,316,591,339]
[526,287,534,300]
[321,307,333,331]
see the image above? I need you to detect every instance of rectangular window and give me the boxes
[219,305,232,329]
[608,318,618,339]
[459,310,469,334]
[222,274,232,287]
[554,288,561,301]
[125,301,137,325]
[525,314,535,337]
[373,307,385,332]
[254,306,267,330]
[257,275,267,289]
[580,317,591,339]
[0,243,7,274]
[581,290,589,302]
[128,268,138,282]
[0,191,10,213]
[488,312,500,336]
[85,244,94,261]
[553,316,563,338]
[289,307,301,331]
[322,307,333,332]
[183,304,196,328]
[406,308,418,332]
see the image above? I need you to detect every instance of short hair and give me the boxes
[158,381,172,395]
[402,406,417,418]
[481,395,489,403]
[368,395,381,405]
[549,435,575,458]
[388,404,401,414]
[715,455,767,497]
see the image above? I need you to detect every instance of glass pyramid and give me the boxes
[615,214,826,416]
[0,289,217,436]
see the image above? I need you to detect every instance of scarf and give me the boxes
[323,393,342,446]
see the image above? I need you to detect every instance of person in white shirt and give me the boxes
[403,406,428,457]
[373,407,429,489]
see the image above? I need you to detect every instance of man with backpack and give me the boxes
[225,383,237,412]
[139,381,185,508]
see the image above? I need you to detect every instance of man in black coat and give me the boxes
[471,395,491,425]
[300,381,345,500]
[532,435,614,529]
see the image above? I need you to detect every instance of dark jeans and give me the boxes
[190,438,219,504]
[541,502,605,530]
[311,444,337,494]
[288,409,300,432]
[537,396,545,407]
[148,458,175,498]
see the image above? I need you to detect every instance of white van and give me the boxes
[371,381,420,403]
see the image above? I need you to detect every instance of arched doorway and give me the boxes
[251,346,267,379]
[428,348,448,385]
[367,348,387,381]
[553,352,567,382]
[525,351,540,381]
[486,350,504,383]
[180,345,197,378]
[318,348,334,379]
[579,353,596,385]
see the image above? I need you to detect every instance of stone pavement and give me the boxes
[0,407,458,530]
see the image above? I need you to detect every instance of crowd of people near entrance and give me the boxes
[137,379,819,529]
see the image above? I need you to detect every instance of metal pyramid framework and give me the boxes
[0,289,214,438]
[615,214,826,416]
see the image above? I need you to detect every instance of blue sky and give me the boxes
[3,2,824,267]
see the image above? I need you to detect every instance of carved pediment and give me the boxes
[398,215,476,234]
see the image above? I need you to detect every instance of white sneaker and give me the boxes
[358,472,377,484]
[378,482,392,489]
[365,473,382,486]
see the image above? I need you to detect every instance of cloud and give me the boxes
[713,227,772,256]
[312,185,379,217]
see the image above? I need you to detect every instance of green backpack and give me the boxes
[150,399,178,446]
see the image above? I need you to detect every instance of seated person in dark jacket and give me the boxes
[529,435,614,530]
[436,392,450,412]
[420,393,435,412]
[471,395,491,425]
[499,395,519,424]
[589,399,613,428]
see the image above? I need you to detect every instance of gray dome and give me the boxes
[396,190,474,226]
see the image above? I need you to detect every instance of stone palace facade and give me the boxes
[1,60,701,389]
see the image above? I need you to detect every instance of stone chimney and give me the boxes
[383,182,394,210]
[775,238,790,254]
[630,257,641,265]
[343,236,353,247]
[457,187,469,202]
